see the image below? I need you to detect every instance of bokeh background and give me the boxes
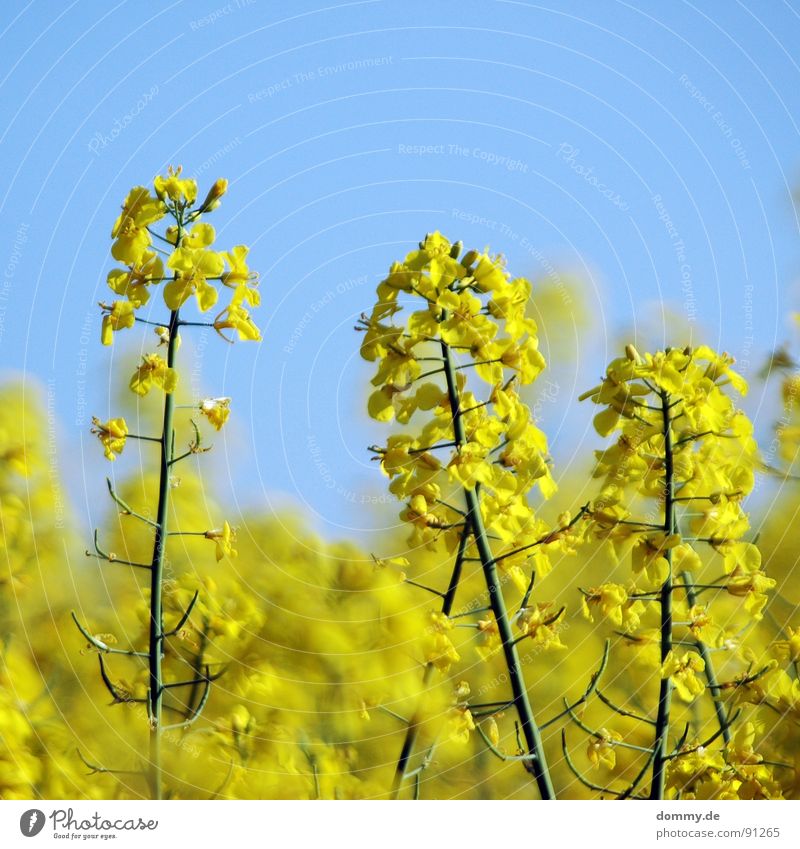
[2,0,800,800]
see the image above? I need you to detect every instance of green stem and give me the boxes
[681,570,731,745]
[650,390,675,800]
[147,210,183,799]
[440,335,554,800]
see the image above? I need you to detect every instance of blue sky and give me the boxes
[1,0,799,541]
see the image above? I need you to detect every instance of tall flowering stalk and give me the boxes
[77,167,261,800]
[359,233,583,799]
[571,345,783,799]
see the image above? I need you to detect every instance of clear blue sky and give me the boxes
[1,0,799,541]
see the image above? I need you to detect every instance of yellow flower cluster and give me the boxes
[361,233,583,798]
[583,345,766,618]
[102,167,261,358]
[91,169,261,462]
[574,344,781,800]
[361,232,557,577]
[666,722,784,799]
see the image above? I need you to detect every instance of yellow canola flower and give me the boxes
[694,345,748,396]
[107,249,164,307]
[424,612,460,671]
[221,245,259,300]
[154,325,179,348]
[205,520,238,561]
[515,602,566,650]
[770,669,800,715]
[473,337,545,386]
[129,353,177,396]
[772,626,800,665]
[679,380,734,434]
[664,747,731,799]
[111,186,166,264]
[165,225,224,311]
[447,441,493,489]
[213,295,262,342]
[470,252,509,292]
[99,300,135,345]
[631,532,681,587]
[581,583,631,628]
[370,344,421,390]
[154,165,197,205]
[689,497,750,541]
[181,222,216,249]
[587,727,622,770]
[727,721,763,766]
[726,570,776,620]
[634,348,691,395]
[717,540,761,574]
[367,385,400,422]
[686,604,723,648]
[90,416,128,461]
[445,706,476,745]
[199,397,231,430]
[487,278,538,340]
[662,649,705,702]
[479,487,535,544]
[394,382,445,425]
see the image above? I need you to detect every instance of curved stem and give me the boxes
[440,334,555,800]
[650,389,675,799]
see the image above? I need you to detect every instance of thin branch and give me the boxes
[161,666,226,690]
[86,529,151,569]
[164,591,200,637]
[596,687,656,725]
[378,705,409,724]
[564,703,654,754]
[106,478,158,527]
[475,722,539,763]
[71,611,148,658]
[665,712,741,760]
[617,747,658,800]
[493,504,591,566]
[561,730,625,796]
[404,578,446,598]
[134,315,170,328]
[76,749,142,777]
[162,672,212,731]
[519,572,536,612]
[540,640,610,729]
[97,656,146,704]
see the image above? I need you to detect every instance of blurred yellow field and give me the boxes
[2,178,798,801]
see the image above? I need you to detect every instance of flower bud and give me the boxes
[461,249,479,268]
[625,343,641,363]
[199,178,228,212]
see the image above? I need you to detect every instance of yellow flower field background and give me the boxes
[2,169,800,801]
